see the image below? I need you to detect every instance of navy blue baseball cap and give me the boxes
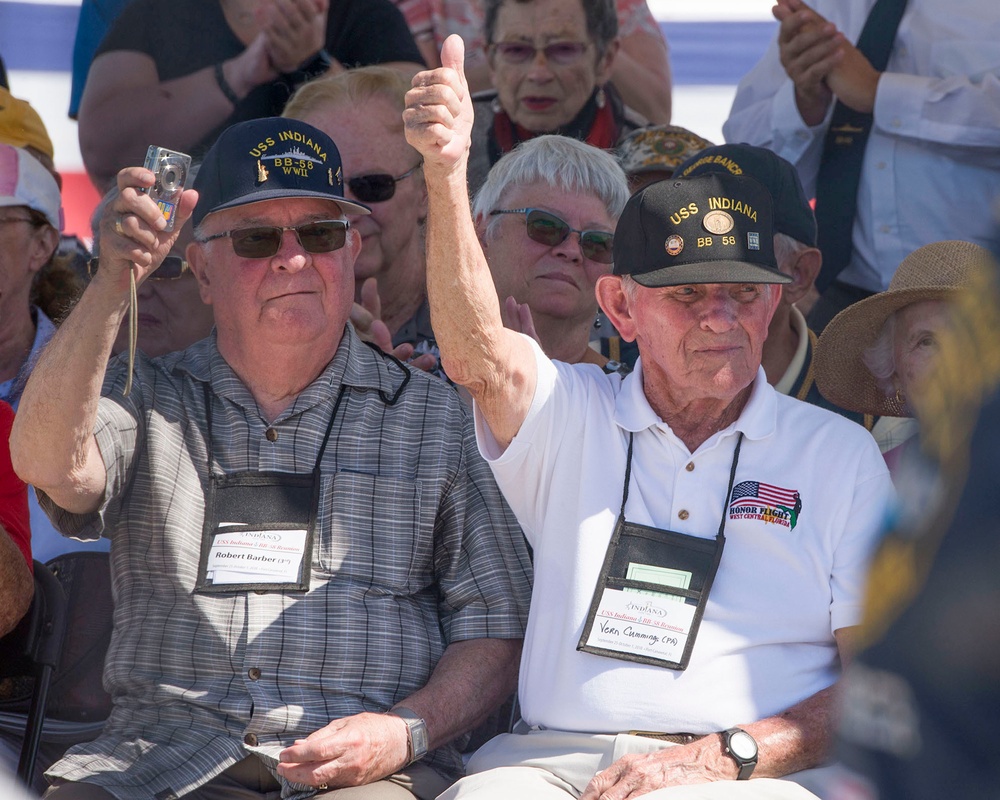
[192,117,370,228]
[613,172,788,287]
[675,143,817,247]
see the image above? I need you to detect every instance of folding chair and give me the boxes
[0,560,68,784]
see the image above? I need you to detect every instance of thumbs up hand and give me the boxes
[404,34,474,177]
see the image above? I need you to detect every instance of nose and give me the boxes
[549,230,584,264]
[525,49,555,82]
[699,288,739,332]
[270,228,310,273]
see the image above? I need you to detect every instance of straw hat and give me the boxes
[815,240,992,417]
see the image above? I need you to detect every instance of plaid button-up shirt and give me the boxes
[42,327,532,800]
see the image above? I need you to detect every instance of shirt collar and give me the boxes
[614,359,777,450]
[773,305,810,396]
[171,325,398,421]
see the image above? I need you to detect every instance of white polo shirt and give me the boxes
[475,338,893,735]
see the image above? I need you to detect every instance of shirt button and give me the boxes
[678,510,690,521]
[880,225,891,234]
[876,162,887,170]
[248,667,261,681]
[244,733,258,746]
[685,462,695,472]
[265,428,278,442]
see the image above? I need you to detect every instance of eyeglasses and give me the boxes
[200,219,350,259]
[88,255,191,281]
[490,208,615,264]
[347,161,423,203]
[491,41,589,66]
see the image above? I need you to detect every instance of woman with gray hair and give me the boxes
[815,240,991,476]
[473,133,630,373]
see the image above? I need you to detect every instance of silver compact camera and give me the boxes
[142,145,191,231]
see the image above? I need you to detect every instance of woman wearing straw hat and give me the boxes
[815,240,991,477]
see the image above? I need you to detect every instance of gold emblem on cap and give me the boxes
[665,235,684,257]
[703,210,734,235]
[257,160,269,183]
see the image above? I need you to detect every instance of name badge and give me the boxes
[205,527,307,585]
[583,562,697,664]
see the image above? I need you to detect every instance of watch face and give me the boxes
[729,730,757,760]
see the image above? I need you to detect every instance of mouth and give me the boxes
[538,272,577,287]
[521,96,558,112]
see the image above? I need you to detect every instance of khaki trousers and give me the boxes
[437,730,833,800]
[43,755,452,800]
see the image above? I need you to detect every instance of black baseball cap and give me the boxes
[675,143,817,247]
[613,172,788,287]
[192,117,370,228]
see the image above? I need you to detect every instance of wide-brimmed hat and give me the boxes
[815,240,992,417]
[193,117,370,228]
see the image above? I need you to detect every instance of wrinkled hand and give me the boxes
[351,278,439,373]
[403,35,474,178]
[227,33,280,98]
[277,712,409,789]
[97,167,198,290]
[773,0,842,125]
[580,740,731,800]
[260,0,329,74]
[502,296,541,345]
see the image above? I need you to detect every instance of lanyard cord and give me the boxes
[618,431,745,543]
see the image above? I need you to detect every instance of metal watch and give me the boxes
[722,727,758,780]
[388,706,428,765]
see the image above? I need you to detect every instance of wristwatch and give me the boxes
[388,707,429,765]
[722,727,758,780]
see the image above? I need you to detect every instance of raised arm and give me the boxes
[9,170,197,514]
[403,36,537,449]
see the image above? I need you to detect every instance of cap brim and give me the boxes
[630,259,791,287]
[206,187,371,219]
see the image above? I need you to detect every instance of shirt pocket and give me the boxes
[316,471,431,592]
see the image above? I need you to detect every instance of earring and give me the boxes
[894,387,905,406]
[594,311,602,329]
[491,96,502,114]
[595,86,606,109]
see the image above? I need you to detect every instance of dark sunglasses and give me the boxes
[491,41,589,66]
[88,255,191,281]
[490,208,615,264]
[201,219,349,259]
[347,160,423,203]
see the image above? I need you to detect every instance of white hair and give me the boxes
[472,135,629,240]
[861,312,898,396]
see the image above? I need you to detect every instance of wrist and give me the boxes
[387,706,428,766]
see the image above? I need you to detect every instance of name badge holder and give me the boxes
[195,384,345,594]
[577,433,743,670]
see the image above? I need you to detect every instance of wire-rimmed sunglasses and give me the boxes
[200,219,350,259]
[490,208,615,264]
[88,255,191,280]
[347,160,423,203]
[490,41,589,66]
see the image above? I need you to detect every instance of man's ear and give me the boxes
[595,274,637,342]
[781,246,822,305]
[27,225,60,275]
[186,240,214,305]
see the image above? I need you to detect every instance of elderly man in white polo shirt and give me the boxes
[402,36,893,799]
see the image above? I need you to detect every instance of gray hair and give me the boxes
[773,232,812,272]
[472,135,629,240]
[861,312,898,397]
[483,0,618,57]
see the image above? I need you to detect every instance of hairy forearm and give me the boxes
[395,637,521,749]
[0,526,33,638]
[10,276,129,513]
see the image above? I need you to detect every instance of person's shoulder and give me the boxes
[773,392,884,460]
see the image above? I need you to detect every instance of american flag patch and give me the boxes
[729,480,802,530]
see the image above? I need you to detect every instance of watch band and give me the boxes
[388,706,428,765]
[722,727,758,780]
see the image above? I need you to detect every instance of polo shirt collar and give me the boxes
[614,359,777,449]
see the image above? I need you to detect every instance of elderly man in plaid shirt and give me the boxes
[10,117,532,800]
